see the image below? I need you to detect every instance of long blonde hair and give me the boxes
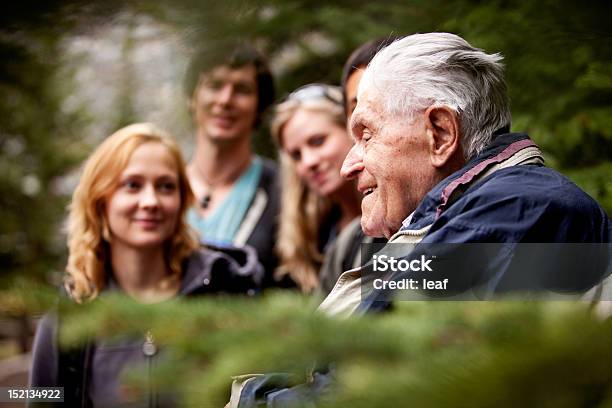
[65,123,199,303]
[270,86,346,292]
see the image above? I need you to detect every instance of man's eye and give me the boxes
[206,79,224,90]
[235,83,255,95]
[351,122,365,141]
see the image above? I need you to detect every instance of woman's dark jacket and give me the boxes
[29,246,263,407]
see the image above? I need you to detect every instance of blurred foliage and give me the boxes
[1,1,610,283]
[0,2,97,286]
[2,3,610,403]
[2,288,611,406]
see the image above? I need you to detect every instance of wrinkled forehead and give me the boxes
[349,90,385,140]
[350,92,369,128]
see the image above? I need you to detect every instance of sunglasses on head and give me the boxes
[286,83,343,105]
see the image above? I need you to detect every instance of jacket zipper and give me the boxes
[389,225,432,241]
[143,330,157,408]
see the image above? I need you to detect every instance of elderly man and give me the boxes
[230,33,610,407]
[319,32,610,315]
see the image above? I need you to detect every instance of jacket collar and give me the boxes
[101,245,263,297]
[180,244,263,295]
[402,133,538,231]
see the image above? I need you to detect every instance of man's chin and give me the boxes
[205,130,247,145]
[360,217,386,238]
[208,129,236,140]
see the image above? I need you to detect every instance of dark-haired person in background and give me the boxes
[341,36,402,119]
[184,43,281,287]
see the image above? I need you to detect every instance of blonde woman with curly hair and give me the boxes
[271,84,362,294]
[30,123,262,406]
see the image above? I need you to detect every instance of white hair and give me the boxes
[360,32,511,160]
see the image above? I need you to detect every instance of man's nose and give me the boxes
[216,84,234,105]
[341,143,364,179]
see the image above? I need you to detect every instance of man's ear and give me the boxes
[424,106,461,168]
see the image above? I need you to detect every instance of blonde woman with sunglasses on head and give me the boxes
[271,84,362,294]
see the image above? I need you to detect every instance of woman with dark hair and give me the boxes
[30,123,261,406]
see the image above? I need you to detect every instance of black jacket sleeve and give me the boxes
[29,312,59,387]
